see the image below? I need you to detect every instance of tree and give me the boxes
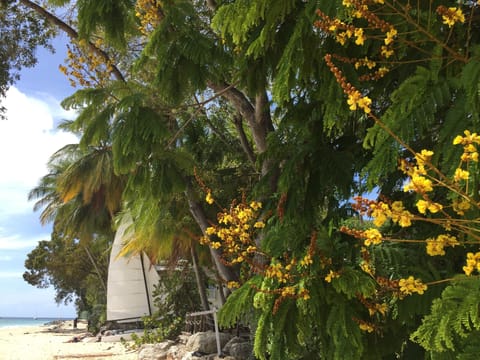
[0,0,55,117]
[23,230,109,315]
[10,0,480,358]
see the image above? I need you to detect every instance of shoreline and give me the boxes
[0,320,138,360]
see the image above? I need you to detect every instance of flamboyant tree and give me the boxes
[4,0,480,358]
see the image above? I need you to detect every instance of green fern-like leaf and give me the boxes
[411,277,480,353]
[330,267,376,299]
[218,276,261,328]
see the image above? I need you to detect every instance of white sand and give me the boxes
[0,320,138,360]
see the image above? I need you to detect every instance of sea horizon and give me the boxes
[0,316,73,329]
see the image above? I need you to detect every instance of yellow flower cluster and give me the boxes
[454,130,480,163]
[452,198,471,216]
[425,234,459,256]
[454,168,469,182]
[227,281,240,289]
[400,150,435,194]
[363,228,382,246]
[201,200,264,265]
[265,261,293,284]
[358,295,388,317]
[369,201,413,228]
[135,0,163,35]
[60,39,115,88]
[437,6,465,27]
[416,199,443,214]
[463,252,480,276]
[358,320,375,333]
[398,276,427,296]
[354,57,376,70]
[347,90,373,113]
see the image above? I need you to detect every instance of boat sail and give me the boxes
[106,215,160,322]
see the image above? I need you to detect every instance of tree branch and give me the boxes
[19,0,125,82]
[233,113,256,165]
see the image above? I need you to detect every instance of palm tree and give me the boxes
[29,142,126,293]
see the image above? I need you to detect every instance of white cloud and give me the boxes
[0,87,78,218]
[0,233,45,250]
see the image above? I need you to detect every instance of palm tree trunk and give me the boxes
[83,246,107,294]
[190,246,210,311]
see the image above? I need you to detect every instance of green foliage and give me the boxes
[76,0,135,48]
[325,299,364,360]
[128,266,202,348]
[412,277,480,353]
[20,1,480,359]
[330,267,376,299]
[218,276,261,329]
[23,232,109,322]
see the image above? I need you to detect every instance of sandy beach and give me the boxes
[0,320,138,360]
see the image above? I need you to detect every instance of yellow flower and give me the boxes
[426,238,445,256]
[428,202,443,213]
[358,322,375,333]
[403,175,433,193]
[227,281,240,289]
[399,276,427,296]
[254,221,265,228]
[249,201,262,210]
[416,199,428,214]
[384,28,397,45]
[347,90,362,110]
[211,241,221,249]
[452,198,471,215]
[440,7,465,27]
[391,201,404,212]
[363,228,382,246]
[360,261,374,276]
[336,32,348,46]
[357,96,372,113]
[206,191,214,204]
[206,226,216,235]
[299,288,310,300]
[415,150,433,166]
[381,45,394,58]
[453,135,464,145]
[354,28,366,45]
[300,254,313,267]
[325,270,340,283]
[370,202,391,227]
[397,211,413,227]
[454,168,469,182]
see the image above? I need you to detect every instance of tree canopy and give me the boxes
[5,0,480,358]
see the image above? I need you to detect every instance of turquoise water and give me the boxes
[0,317,69,329]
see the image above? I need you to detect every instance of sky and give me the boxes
[0,33,79,318]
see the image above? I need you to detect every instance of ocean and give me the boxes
[0,317,70,329]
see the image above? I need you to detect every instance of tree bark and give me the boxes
[190,246,210,311]
[185,179,239,283]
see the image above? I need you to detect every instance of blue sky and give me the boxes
[0,33,78,318]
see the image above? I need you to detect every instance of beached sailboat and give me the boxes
[106,215,160,323]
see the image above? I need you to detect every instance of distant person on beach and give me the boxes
[73,318,78,329]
